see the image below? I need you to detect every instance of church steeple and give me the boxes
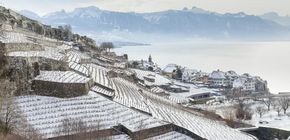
[148,54,152,63]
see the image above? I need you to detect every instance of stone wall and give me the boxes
[32,78,94,98]
[0,23,13,31]
[4,43,44,52]
[172,124,206,140]
[132,124,174,140]
[8,56,69,71]
[116,123,205,140]
[47,128,122,140]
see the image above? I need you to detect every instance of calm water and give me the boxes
[114,41,290,94]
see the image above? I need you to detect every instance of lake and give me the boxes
[114,40,290,94]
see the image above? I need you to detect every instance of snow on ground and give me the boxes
[67,51,81,63]
[8,49,64,61]
[66,51,90,63]
[196,99,290,131]
[251,111,290,131]
[131,68,171,86]
[172,81,218,98]
[0,31,31,43]
[131,69,218,104]
[112,77,151,113]
[150,86,165,94]
[194,100,239,121]
[113,62,126,69]
[145,131,193,140]
[91,85,114,97]
[167,94,190,104]
[56,44,72,51]
[88,64,113,89]
[111,77,256,140]
[14,91,167,138]
[163,64,178,73]
[2,32,257,139]
[68,61,91,77]
[247,101,290,131]
[108,134,131,140]
[34,71,91,83]
[166,80,218,104]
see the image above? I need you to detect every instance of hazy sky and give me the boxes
[1,0,290,16]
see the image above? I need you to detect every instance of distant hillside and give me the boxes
[20,6,290,41]
[260,12,290,27]
[0,6,96,48]
[19,10,41,20]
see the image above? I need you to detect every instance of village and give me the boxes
[128,55,268,102]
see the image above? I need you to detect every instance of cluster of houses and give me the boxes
[162,64,268,93]
[128,54,160,72]
[183,69,267,93]
[128,56,268,95]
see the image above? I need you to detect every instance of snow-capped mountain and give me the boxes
[19,10,41,20]
[183,6,213,14]
[260,12,290,27]
[20,6,290,41]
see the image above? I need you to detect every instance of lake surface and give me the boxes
[114,41,290,94]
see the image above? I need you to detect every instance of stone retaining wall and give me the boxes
[117,123,205,140]
[48,128,122,140]
[8,56,69,71]
[132,124,174,139]
[43,116,206,140]
[32,78,94,98]
[4,43,44,52]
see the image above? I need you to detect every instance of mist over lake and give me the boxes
[115,40,290,94]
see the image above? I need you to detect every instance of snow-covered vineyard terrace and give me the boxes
[0,9,263,140]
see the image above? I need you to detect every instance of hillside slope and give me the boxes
[1,6,257,140]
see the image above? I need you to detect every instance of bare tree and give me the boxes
[134,119,145,140]
[222,107,237,128]
[19,121,43,140]
[223,108,236,121]
[33,62,40,77]
[235,100,253,120]
[71,119,88,140]
[137,119,145,130]
[60,118,73,140]
[0,79,20,136]
[0,42,8,78]
[262,96,273,111]
[279,97,290,114]
[255,106,267,118]
[273,99,283,116]
[0,95,20,135]
[58,118,103,140]
[92,120,103,140]
[4,91,43,140]
[100,42,114,52]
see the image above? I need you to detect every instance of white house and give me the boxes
[233,77,256,91]
[225,70,239,87]
[162,64,179,78]
[254,76,268,92]
[208,69,229,87]
[130,59,158,71]
[182,68,198,82]
[163,64,178,73]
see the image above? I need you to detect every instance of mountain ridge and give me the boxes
[19,6,290,41]
[260,12,290,27]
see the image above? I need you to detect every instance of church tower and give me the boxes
[148,54,152,63]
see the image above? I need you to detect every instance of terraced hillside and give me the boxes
[0,6,257,140]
